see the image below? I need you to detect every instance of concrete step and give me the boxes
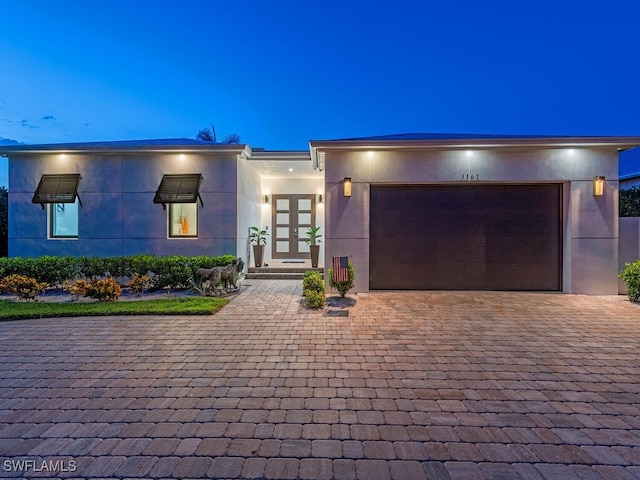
[245,267,324,280]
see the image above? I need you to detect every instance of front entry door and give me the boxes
[272,194,316,259]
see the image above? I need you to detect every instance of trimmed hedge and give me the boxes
[0,254,237,291]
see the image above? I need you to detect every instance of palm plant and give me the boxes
[304,226,322,246]
[249,227,268,246]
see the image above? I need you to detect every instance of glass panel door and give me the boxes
[272,194,315,259]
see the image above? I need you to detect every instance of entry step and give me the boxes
[246,267,323,280]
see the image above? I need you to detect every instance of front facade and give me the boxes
[1,139,324,267]
[312,134,640,295]
[3,133,640,295]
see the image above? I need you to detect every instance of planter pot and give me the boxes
[253,245,265,268]
[310,245,320,268]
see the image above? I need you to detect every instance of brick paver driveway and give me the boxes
[1,280,639,479]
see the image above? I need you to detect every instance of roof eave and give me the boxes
[0,143,249,155]
[248,151,310,162]
[309,136,640,151]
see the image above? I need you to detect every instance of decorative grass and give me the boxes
[0,297,229,321]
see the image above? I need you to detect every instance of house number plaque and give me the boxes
[460,173,480,181]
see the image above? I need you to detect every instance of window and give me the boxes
[154,174,203,239]
[169,203,198,238]
[50,200,79,238]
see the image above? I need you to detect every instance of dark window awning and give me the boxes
[32,174,82,210]
[153,174,203,209]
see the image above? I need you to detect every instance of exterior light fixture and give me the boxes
[318,194,323,204]
[264,194,269,204]
[593,176,605,196]
[343,177,352,197]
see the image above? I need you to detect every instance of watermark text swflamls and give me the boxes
[3,458,77,473]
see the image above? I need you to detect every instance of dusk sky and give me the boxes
[2,0,640,153]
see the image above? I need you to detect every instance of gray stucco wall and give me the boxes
[9,152,239,257]
[324,147,620,294]
[236,156,263,269]
[619,217,640,294]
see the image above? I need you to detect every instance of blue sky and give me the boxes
[1,0,640,157]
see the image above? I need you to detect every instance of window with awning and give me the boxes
[32,174,82,210]
[153,174,203,209]
[154,174,203,238]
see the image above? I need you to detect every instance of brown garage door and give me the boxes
[370,184,562,290]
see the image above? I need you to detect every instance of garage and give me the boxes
[369,184,563,290]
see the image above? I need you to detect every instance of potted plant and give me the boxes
[304,226,322,268]
[249,226,268,267]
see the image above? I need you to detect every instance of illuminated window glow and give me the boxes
[169,203,198,237]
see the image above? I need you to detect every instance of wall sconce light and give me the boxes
[343,177,352,197]
[264,194,269,204]
[318,194,323,204]
[593,176,605,196]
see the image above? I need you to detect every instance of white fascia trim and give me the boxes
[309,137,640,151]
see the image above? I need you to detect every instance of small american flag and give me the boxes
[332,256,349,282]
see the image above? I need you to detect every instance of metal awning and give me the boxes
[153,174,203,209]
[32,174,82,210]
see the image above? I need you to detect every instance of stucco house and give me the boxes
[2,133,640,295]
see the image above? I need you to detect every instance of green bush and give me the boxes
[147,255,191,290]
[328,261,355,298]
[78,256,106,279]
[32,256,78,287]
[0,256,78,288]
[619,260,640,302]
[0,255,239,291]
[0,257,38,279]
[129,254,156,277]
[303,271,325,295]
[103,256,130,278]
[305,289,326,309]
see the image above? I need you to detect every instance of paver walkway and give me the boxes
[0,280,639,479]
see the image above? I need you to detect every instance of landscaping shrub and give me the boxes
[67,277,122,301]
[103,256,130,279]
[0,254,239,291]
[619,260,640,302]
[305,289,326,309]
[328,260,355,297]
[66,279,90,299]
[303,271,325,295]
[35,256,78,288]
[147,255,192,290]
[0,257,38,279]
[129,254,156,277]
[0,274,48,301]
[189,254,236,270]
[128,273,150,295]
[78,256,106,279]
